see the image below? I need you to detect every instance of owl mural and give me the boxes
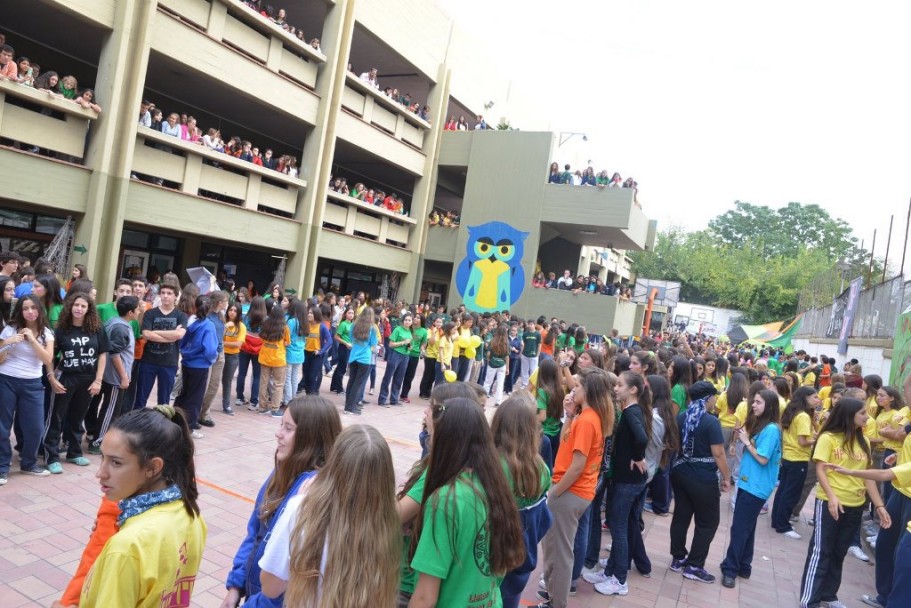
[455,221,529,313]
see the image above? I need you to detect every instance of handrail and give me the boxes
[345,72,431,130]
[218,0,327,64]
[137,125,307,189]
[0,79,100,120]
[326,189,416,224]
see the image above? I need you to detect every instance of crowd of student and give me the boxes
[533,268,634,298]
[443,114,490,130]
[328,174,409,215]
[239,0,322,52]
[354,66,432,122]
[137,100,301,178]
[548,162,638,191]
[2,254,909,608]
[427,208,460,227]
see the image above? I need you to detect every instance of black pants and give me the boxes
[772,459,808,533]
[329,344,350,393]
[345,361,370,412]
[418,356,436,398]
[85,382,126,447]
[44,373,95,463]
[174,366,209,428]
[400,355,420,398]
[800,499,863,608]
[669,468,721,568]
[455,355,470,381]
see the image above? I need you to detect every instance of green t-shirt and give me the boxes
[408,327,428,357]
[390,325,413,356]
[672,384,689,411]
[501,457,551,508]
[97,302,118,323]
[411,473,502,608]
[337,319,352,345]
[536,387,562,437]
[555,333,568,350]
[573,338,585,355]
[768,358,783,376]
[48,304,63,328]
[400,470,427,594]
[522,331,541,357]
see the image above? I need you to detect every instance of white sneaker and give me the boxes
[191,430,204,439]
[849,545,870,562]
[599,557,609,567]
[538,573,546,591]
[582,569,611,585]
[866,536,877,549]
[783,530,802,540]
[594,575,628,596]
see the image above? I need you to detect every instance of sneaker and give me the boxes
[198,418,215,427]
[191,430,204,439]
[789,514,799,522]
[783,530,802,540]
[66,456,91,466]
[535,589,552,606]
[369,389,374,395]
[867,536,877,549]
[48,462,63,475]
[538,574,547,592]
[643,502,655,513]
[21,465,50,477]
[669,558,687,573]
[582,569,610,585]
[848,545,870,562]
[682,565,716,583]
[235,398,245,406]
[569,581,576,596]
[594,575,628,596]
[0,473,6,485]
[722,574,736,588]
[271,410,283,417]
[864,524,879,537]
[223,406,235,416]
[760,503,769,514]
[401,397,411,403]
[87,444,101,455]
[822,602,848,608]
[247,403,260,411]
[861,594,885,608]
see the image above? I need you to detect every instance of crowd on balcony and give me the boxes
[532,269,633,298]
[328,174,410,216]
[443,114,489,130]
[352,65,432,122]
[0,35,102,114]
[239,1,322,52]
[427,208,460,227]
[137,99,301,178]
[548,161,641,206]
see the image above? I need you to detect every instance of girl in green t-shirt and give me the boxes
[536,358,566,470]
[409,398,525,608]
[400,312,428,403]
[669,355,693,413]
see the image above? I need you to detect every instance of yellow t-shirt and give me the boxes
[424,328,441,359]
[865,396,878,417]
[81,500,207,607]
[813,432,870,507]
[438,336,454,367]
[879,407,908,452]
[892,432,911,500]
[716,393,748,429]
[258,326,291,368]
[709,377,727,395]
[802,371,816,387]
[778,394,788,413]
[818,386,832,402]
[782,411,813,462]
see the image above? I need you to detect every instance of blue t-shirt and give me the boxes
[349,329,378,365]
[285,317,306,365]
[737,424,782,500]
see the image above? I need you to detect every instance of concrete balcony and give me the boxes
[151,6,320,123]
[0,79,100,162]
[322,190,417,250]
[520,287,643,336]
[423,224,459,261]
[39,0,116,29]
[540,184,653,252]
[132,126,307,216]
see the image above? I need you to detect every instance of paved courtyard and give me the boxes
[0,360,879,607]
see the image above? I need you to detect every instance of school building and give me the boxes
[0,0,654,335]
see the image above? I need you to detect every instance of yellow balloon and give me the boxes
[458,336,470,348]
[444,369,457,383]
[465,347,477,359]
[470,335,482,348]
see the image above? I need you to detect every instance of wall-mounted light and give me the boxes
[558,132,588,146]
[484,100,495,110]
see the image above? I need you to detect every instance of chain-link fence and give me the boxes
[796,275,908,340]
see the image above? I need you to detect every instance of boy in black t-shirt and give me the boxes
[131,283,188,409]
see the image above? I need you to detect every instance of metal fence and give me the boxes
[796,274,909,340]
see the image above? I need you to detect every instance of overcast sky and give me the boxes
[437,0,911,272]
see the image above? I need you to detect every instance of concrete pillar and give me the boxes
[75,0,155,299]
[282,0,355,297]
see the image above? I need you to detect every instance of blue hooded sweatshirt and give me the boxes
[179,317,218,368]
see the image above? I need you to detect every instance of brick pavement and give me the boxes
[0,360,879,607]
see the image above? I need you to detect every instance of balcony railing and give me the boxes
[158,0,326,90]
[342,73,430,150]
[322,190,416,249]
[132,126,306,217]
[0,79,100,161]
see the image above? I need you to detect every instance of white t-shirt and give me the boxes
[259,493,328,596]
[0,325,54,379]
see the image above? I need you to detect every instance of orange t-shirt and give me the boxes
[540,339,555,357]
[552,407,604,501]
[60,497,120,606]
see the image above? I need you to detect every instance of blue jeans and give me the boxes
[504,357,520,393]
[889,533,911,608]
[875,488,911,606]
[301,352,324,394]
[133,362,177,410]
[345,361,370,412]
[721,487,765,577]
[603,480,648,584]
[236,351,261,405]
[648,462,674,515]
[221,353,239,409]
[0,374,45,472]
[379,349,409,405]
[585,476,610,568]
[283,363,302,404]
[772,459,808,533]
[571,501,592,582]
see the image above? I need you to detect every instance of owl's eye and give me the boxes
[495,240,516,261]
[474,239,494,258]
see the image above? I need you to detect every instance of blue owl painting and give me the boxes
[455,221,529,313]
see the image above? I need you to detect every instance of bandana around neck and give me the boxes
[680,398,708,460]
[118,484,182,526]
